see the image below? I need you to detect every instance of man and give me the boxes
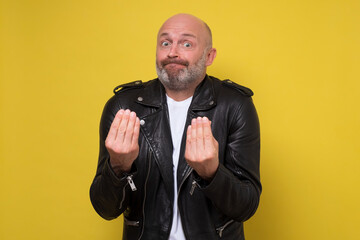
[90,14,261,240]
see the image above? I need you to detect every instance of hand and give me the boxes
[185,117,219,181]
[105,109,140,174]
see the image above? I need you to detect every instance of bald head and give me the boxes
[158,14,213,49]
[155,14,217,98]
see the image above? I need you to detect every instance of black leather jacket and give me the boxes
[90,75,261,240]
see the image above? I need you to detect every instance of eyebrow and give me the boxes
[159,32,197,39]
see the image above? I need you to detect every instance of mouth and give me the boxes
[161,59,189,68]
[165,63,187,68]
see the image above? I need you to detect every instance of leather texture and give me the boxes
[90,75,261,240]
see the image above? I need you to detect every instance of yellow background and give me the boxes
[1,0,359,239]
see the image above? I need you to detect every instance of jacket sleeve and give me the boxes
[89,97,135,220]
[196,96,261,222]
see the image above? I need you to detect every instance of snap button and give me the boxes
[137,97,143,102]
[209,100,214,105]
[135,81,140,85]
[227,80,233,84]
[140,119,145,126]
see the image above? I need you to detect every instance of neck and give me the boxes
[165,88,195,101]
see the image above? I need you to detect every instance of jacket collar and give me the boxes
[190,75,217,111]
[137,75,217,111]
[134,78,166,109]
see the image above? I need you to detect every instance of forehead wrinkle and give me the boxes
[159,32,197,39]
[182,33,196,38]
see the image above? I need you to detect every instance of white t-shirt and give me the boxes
[166,94,192,240]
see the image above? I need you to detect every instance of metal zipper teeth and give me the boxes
[177,165,193,196]
[137,149,152,240]
[119,183,127,210]
[216,220,234,238]
[176,165,193,240]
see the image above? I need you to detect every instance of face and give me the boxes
[156,15,216,91]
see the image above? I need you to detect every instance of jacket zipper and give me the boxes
[175,166,193,240]
[183,168,233,238]
[137,149,152,240]
[126,175,137,191]
[178,166,193,196]
[119,184,127,210]
[216,220,234,238]
[119,174,137,210]
[124,217,140,227]
[189,179,198,195]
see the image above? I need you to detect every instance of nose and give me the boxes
[167,44,179,58]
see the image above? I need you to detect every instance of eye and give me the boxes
[183,42,192,48]
[161,41,170,47]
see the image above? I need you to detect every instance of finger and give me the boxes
[124,111,136,145]
[190,118,197,156]
[196,117,204,152]
[107,109,124,141]
[185,125,192,159]
[116,109,131,143]
[131,116,141,146]
[203,117,214,147]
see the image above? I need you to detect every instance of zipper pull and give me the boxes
[126,175,137,191]
[217,226,225,238]
[216,220,234,238]
[218,228,224,237]
[189,180,197,195]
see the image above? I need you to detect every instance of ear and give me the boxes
[205,48,217,67]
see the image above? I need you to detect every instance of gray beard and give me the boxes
[156,52,207,91]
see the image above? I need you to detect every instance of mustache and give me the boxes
[161,59,189,67]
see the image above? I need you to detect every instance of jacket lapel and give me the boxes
[136,80,175,202]
[176,76,217,190]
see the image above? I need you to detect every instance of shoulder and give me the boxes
[103,78,160,111]
[220,79,254,97]
[209,76,259,129]
[113,80,144,94]
[112,78,160,95]
[207,76,254,98]
[207,76,258,119]
[104,80,144,108]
